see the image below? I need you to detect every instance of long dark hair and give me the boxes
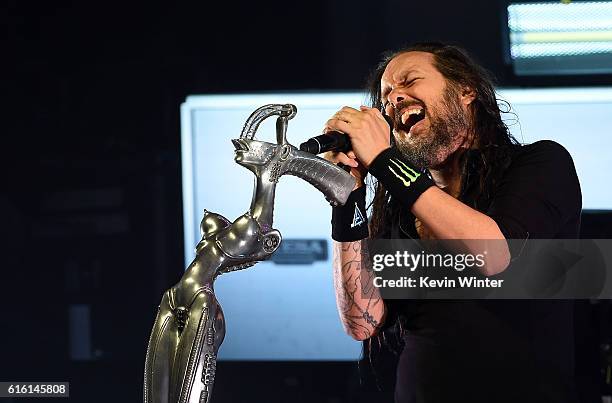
[366,42,519,238]
[360,44,520,382]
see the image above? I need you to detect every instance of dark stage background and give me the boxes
[1,1,610,402]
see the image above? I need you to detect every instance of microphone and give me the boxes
[299,132,350,154]
[299,114,394,154]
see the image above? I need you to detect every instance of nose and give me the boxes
[387,87,408,109]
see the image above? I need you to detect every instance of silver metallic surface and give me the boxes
[144,104,355,403]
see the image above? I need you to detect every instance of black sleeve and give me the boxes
[487,140,582,240]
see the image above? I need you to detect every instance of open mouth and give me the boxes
[397,106,426,134]
[232,139,249,152]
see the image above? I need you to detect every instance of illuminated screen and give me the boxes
[181,88,612,360]
[507,1,612,75]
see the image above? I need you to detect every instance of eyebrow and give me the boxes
[385,67,420,83]
[380,69,421,96]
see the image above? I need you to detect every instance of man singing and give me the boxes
[326,43,581,403]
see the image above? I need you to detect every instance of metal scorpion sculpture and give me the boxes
[143,104,356,403]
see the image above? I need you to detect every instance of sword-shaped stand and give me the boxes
[143,104,355,403]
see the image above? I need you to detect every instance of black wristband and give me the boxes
[331,185,369,242]
[368,147,435,208]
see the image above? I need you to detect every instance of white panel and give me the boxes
[181,94,365,360]
[180,88,612,360]
[498,87,612,210]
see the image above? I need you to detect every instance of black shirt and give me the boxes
[386,141,582,403]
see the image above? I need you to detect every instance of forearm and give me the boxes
[412,186,504,239]
[332,239,386,340]
[367,148,510,276]
[412,187,510,275]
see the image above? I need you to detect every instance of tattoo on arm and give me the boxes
[333,239,385,339]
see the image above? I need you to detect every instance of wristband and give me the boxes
[331,185,369,242]
[368,147,435,208]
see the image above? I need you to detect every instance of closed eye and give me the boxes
[381,77,421,101]
[403,77,419,87]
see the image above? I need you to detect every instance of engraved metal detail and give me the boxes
[263,234,280,253]
[269,162,282,183]
[240,104,296,140]
[206,325,215,346]
[202,353,216,386]
[178,307,208,403]
[174,307,189,332]
[201,284,214,296]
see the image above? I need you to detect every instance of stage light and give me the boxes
[506,1,612,75]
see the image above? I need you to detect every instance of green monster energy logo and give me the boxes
[388,158,421,186]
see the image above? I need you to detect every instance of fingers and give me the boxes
[360,105,387,123]
[325,118,352,134]
[323,105,391,170]
[331,106,361,124]
[330,106,386,130]
[336,152,359,168]
[328,106,381,129]
[322,151,358,168]
[336,106,360,117]
[323,107,355,133]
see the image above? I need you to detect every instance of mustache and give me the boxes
[392,100,427,130]
[393,100,426,112]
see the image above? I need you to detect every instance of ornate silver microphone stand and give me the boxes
[143,104,355,403]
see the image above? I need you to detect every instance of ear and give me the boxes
[459,86,476,106]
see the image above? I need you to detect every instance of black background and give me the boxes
[1,1,610,402]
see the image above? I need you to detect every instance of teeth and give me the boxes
[401,107,424,125]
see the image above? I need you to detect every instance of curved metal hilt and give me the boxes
[234,103,356,207]
[239,104,297,141]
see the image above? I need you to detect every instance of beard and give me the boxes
[393,85,470,169]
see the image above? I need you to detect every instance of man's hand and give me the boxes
[322,149,367,190]
[325,106,391,168]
